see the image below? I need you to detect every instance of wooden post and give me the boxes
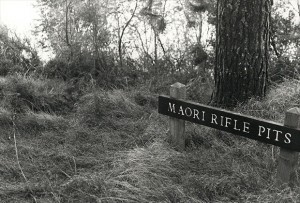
[169,82,186,151]
[276,107,300,187]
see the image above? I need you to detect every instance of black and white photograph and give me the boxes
[0,0,300,202]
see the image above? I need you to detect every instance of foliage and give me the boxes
[76,90,143,127]
[237,78,300,122]
[0,26,41,76]
[36,0,116,82]
[269,0,300,83]
[3,77,300,202]
[34,0,217,89]
[4,0,300,202]
[0,75,73,114]
[269,56,300,82]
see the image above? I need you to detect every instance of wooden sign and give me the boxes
[158,95,300,152]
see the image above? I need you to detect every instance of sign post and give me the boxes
[276,108,300,187]
[169,82,186,151]
[159,82,300,187]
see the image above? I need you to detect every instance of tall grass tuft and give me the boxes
[76,89,144,128]
[60,142,198,202]
[68,89,154,153]
[0,75,72,114]
[237,78,300,122]
[3,76,300,202]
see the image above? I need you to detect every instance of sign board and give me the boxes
[158,95,300,152]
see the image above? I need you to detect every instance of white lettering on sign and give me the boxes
[193,109,200,120]
[257,125,293,143]
[243,122,250,133]
[285,133,292,144]
[266,128,271,139]
[258,125,265,136]
[185,107,192,117]
[178,106,184,115]
[225,117,232,128]
[167,102,206,121]
[166,102,293,145]
[220,116,224,126]
[211,114,218,125]
[273,129,282,142]
[168,103,176,113]
[233,119,241,131]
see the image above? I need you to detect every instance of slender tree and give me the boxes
[117,0,138,69]
[214,0,272,107]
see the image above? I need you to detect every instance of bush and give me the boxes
[42,58,69,80]
[10,112,68,135]
[0,59,12,76]
[269,57,300,83]
[42,51,118,88]
[237,78,300,122]
[76,89,144,128]
[0,75,73,114]
[133,91,157,109]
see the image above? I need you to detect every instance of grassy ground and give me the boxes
[1,75,300,202]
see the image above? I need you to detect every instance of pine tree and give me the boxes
[214,0,272,107]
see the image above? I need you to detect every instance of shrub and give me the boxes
[133,91,157,109]
[0,59,12,76]
[20,112,67,132]
[269,57,300,83]
[0,75,72,114]
[42,58,69,80]
[237,78,300,122]
[76,89,144,128]
[67,88,160,152]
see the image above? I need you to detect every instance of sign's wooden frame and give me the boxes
[158,82,300,187]
[159,95,300,152]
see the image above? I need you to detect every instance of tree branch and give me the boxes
[118,0,138,67]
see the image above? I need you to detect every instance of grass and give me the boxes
[1,75,300,202]
[0,75,73,114]
[237,78,300,122]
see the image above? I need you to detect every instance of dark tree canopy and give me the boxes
[214,0,272,107]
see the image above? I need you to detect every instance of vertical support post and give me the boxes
[169,82,186,151]
[276,107,300,187]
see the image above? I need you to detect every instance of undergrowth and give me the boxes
[1,75,300,202]
[0,75,73,114]
[237,78,300,122]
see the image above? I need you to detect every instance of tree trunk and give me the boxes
[154,30,158,74]
[117,0,137,70]
[214,0,272,107]
[65,0,71,48]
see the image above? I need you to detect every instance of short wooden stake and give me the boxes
[276,108,300,187]
[169,82,186,151]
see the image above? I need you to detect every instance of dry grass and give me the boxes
[70,89,154,151]
[237,78,300,122]
[0,75,72,114]
[60,142,192,203]
[2,77,300,202]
